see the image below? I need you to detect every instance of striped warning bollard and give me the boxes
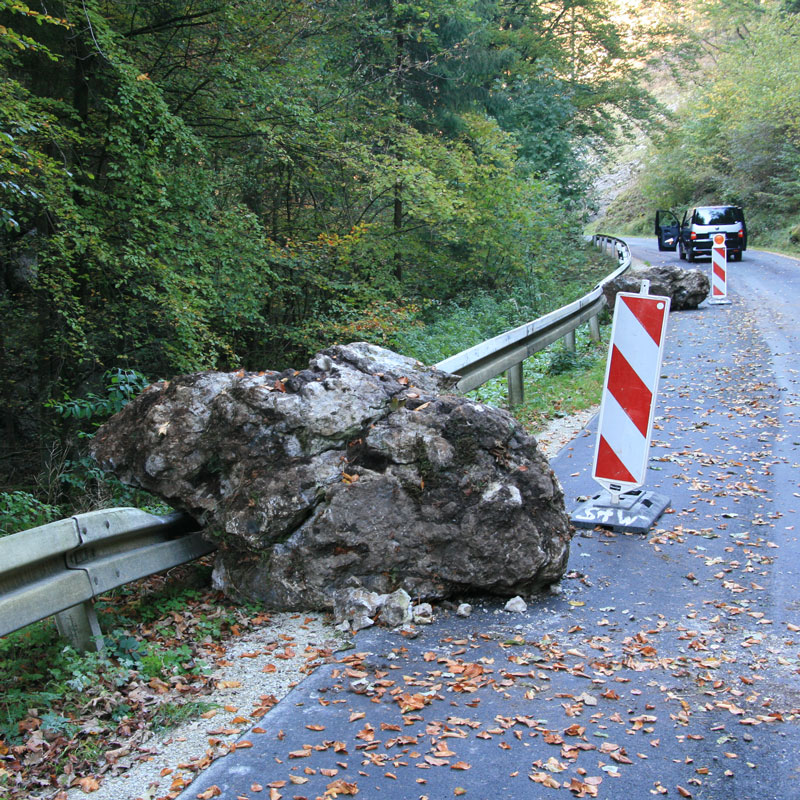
[708,233,731,305]
[570,282,672,533]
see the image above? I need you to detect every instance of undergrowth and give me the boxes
[0,562,269,799]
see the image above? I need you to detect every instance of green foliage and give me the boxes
[149,700,217,733]
[0,575,220,747]
[0,490,59,535]
[48,368,148,422]
[391,242,616,365]
[0,0,67,59]
[633,2,800,246]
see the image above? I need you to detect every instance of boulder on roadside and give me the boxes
[602,264,709,310]
[92,342,572,611]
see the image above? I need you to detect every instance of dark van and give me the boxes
[655,205,747,261]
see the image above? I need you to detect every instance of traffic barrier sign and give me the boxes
[708,233,731,305]
[593,287,670,496]
[570,283,671,533]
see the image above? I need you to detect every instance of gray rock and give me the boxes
[456,603,473,617]
[380,588,412,628]
[351,613,375,632]
[603,264,709,310]
[395,624,419,639]
[349,677,372,694]
[332,587,385,624]
[92,342,572,610]
[412,603,434,624]
[504,595,527,613]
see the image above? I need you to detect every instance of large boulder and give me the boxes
[92,343,572,610]
[603,264,709,310]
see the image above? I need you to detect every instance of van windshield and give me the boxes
[693,207,741,225]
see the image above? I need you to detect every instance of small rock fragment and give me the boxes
[504,596,527,613]
[456,603,473,617]
[380,588,413,628]
[333,587,385,623]
[349,677,372,694]
[396,624,419,639]
[412,603,434,624]
[351,613,375,631]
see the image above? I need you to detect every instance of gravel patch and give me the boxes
[534,405,598,459]
[65,613,340,800]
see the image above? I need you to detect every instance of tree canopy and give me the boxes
[1,0,654,488]
[634,0,800,240]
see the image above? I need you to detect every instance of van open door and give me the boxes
[734,206,747,250]
[655,210,680,251]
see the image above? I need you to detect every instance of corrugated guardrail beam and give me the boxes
[0,507,215,650]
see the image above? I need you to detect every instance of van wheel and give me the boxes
[687,247,695,262]
[678,242,686,260]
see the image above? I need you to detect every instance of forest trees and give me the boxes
[637,0,800,242]
[1,0,651,494]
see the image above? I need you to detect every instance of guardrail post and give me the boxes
[507,362,524,407]
[55,601,104,652]
[564,330,576,352]
[589,314,601,342]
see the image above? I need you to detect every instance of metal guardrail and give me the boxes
[1,235,628,650]
[0,507,214,650]
[435,234,631,404]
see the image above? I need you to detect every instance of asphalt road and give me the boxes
[178,239,800,800]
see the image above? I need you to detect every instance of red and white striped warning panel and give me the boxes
[592,291,670,496]
[710,233,728,300]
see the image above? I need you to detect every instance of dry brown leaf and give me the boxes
[216,680,243,689]
[324,778,359,796]
[74,776,101,793]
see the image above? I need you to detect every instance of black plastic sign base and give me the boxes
[570,488,670,534]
